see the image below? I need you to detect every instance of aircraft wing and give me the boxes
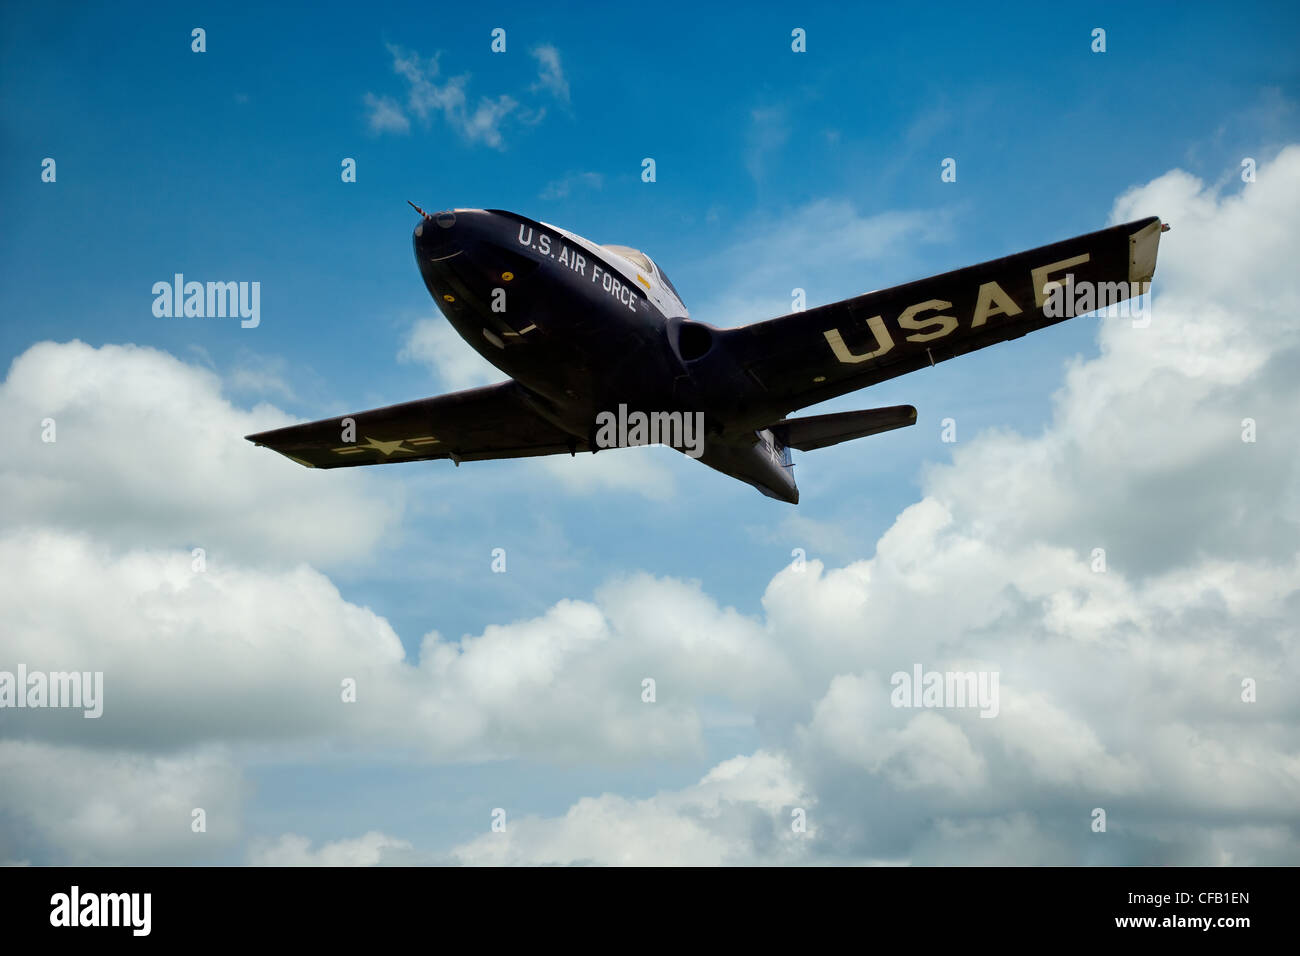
[721,216,1163,415]
[245,380,584,469]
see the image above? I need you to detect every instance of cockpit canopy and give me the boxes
[603,244,652,272]
[602,244,682,301]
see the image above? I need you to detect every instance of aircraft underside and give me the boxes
[246,207,1163,503]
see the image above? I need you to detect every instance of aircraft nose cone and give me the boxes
[413,209,461,257]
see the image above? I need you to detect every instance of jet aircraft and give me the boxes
[246,207,1165,503]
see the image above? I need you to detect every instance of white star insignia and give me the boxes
[358,436,409,457]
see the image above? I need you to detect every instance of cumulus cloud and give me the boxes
[537,445,681,502]
[0,340,401,566]
[0,528,409,750]
[248,831,411,866]
[399,316,504,391]
[452,751,811,865]
[0,741,244,865]
[460,147,1300,864]
[0,533,778,762]
[4,150,1299,865]
[225,351,297,403]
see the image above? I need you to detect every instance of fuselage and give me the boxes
[251,210,1158,505]
[412,208,799,501]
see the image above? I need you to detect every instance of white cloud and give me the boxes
[363,92,410,134]
[399,316,504,391]
[800,675,989,795]
[428,149,1300,864]
[368,43,571,148]
[539,170,603,200]
[0,340,401,566]
[697,199,954,327]
[0,528,410,749]
[538,444,681,501]
[452,751,811,865]
[225,351,296,402]
[248,831,411,866]
[381,44,517,149]
[530,45,569,103]
[459,95,519,150]
[4,150,1300,865]
[0,741,244,864]
[0,530,779,761]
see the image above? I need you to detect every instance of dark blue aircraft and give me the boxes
[246,207,1164,503]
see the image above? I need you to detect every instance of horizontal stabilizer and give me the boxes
[768,405,917,451]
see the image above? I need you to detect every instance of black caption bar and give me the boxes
[0,865,1280,942]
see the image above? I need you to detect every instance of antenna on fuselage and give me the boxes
[407,201,434,221]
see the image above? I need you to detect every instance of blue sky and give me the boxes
[2,1,1298,865]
